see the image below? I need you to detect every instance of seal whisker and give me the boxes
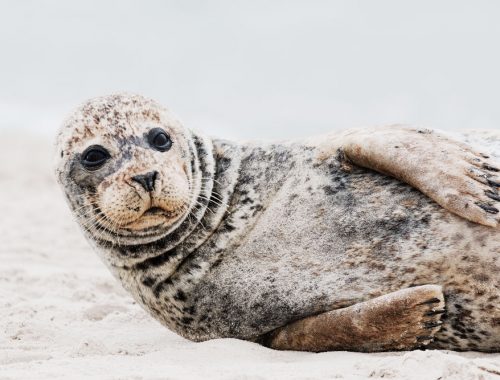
[93,214,116,242]
[71,200,102,215]
[197,192,228,207]
[201,176,225,187]
[81,212,107,232]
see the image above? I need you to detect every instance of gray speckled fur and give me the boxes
[55,95,499,352]
[105,134,499,352]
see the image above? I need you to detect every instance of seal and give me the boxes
[55,94,500,352]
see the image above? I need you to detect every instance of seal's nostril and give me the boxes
[132,171,158,192]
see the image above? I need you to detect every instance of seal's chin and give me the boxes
[123,205,185,232]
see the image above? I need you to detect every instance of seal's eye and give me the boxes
[148,128,172,152]
[81,145,110,170]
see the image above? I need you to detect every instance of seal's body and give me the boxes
[55,95,500,352]
[116,136,500,352]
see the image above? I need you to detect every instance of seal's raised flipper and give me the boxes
[259,285,445,352]
[316,126,500,227]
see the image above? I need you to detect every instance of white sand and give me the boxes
[0,134,499,380]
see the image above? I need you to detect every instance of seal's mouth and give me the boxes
[143,206,165,216]
[142,206,182,218]
[119,203,187,232]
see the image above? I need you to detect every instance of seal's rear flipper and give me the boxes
[259,285,445,352]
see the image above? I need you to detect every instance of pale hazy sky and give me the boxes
[0,0,499,139]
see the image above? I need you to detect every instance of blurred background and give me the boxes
[0,0,499,140]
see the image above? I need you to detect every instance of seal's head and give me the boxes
[55,94,203,246]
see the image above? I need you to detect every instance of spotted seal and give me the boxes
[55,94,500,352]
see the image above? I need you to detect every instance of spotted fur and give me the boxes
[55,94,500,352]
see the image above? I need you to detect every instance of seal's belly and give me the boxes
[194,161,500,350]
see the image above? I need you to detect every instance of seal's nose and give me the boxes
[132,171,158,192]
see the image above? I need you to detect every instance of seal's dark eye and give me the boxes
[81,145,110,170]
[148,128,172,152]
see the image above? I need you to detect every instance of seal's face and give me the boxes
[55,94,196,244]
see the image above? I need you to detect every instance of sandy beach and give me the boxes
[0,133,497,380]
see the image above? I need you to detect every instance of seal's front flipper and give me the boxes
[318,126,500,228]
[259,285,445,352]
